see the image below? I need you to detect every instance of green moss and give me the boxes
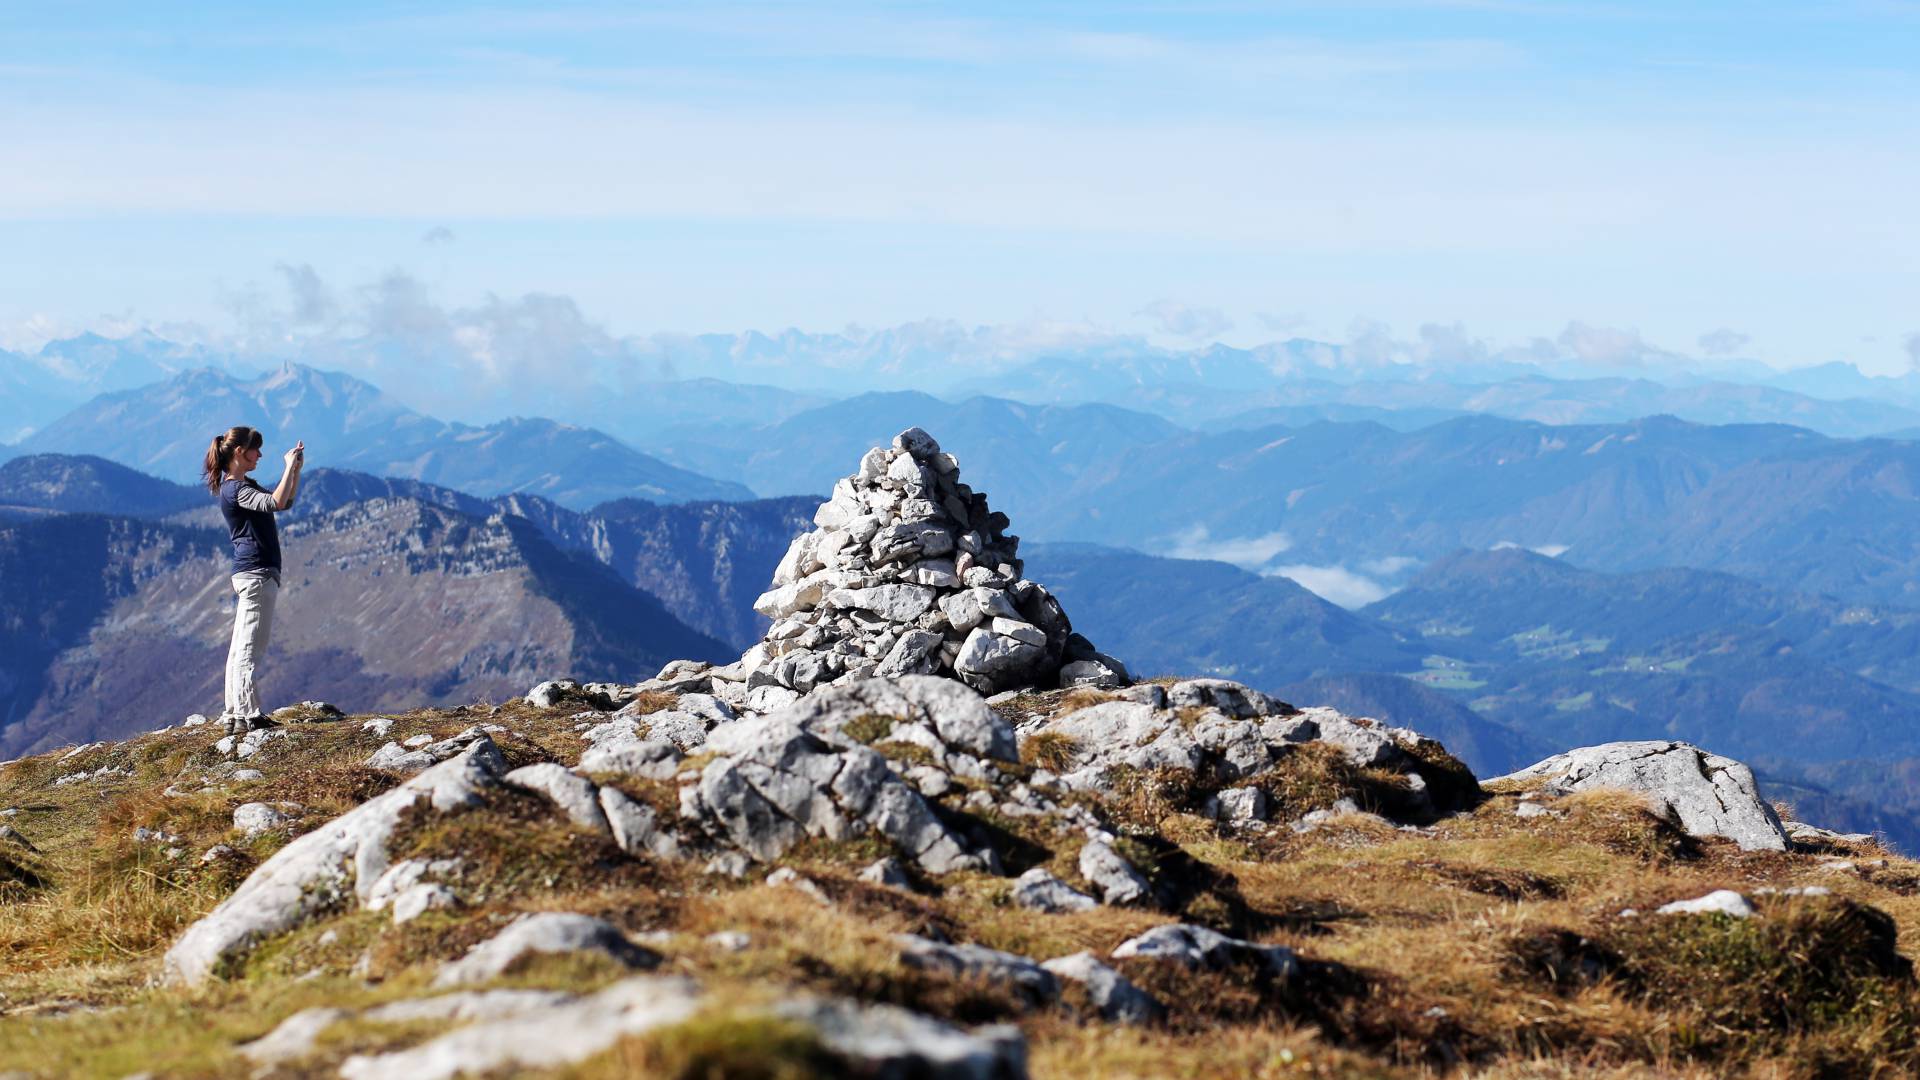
[871,739,937,769]
[593,1009,840,1080]
[842,713,899,746]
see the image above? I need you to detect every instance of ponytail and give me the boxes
[203,426,264,495]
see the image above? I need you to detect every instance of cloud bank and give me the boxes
[1269,563,1392,609]
[1165,525,1293,567]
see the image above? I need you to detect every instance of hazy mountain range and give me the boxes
[10,339,1920,845]
[10,449,1920,846]
[14,358,1920,614]
[8,326,1920,445]
[6,364,751,508]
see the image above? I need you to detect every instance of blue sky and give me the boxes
[2,2,1916,370]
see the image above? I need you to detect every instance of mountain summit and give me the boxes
[712,427,1127,703]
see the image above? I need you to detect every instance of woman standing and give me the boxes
[203,426,305,734]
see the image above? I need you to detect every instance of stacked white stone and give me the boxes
[735,427,1127,698]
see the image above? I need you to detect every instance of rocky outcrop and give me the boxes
[433,913,660,987]
[1019,681,1478,820]
[895,933,1061,1007]
[1655,889,1756,918]
[772,997,1029,1079]
[162,740,506,987]
[1040,952,1164,1025]
[1111,923,1301,981]
[1012,868,1097,913]
[690,428,1126,698]
[678,677,999,874]
[1491,741,1790,852]
[263,975,1029,1080]
[339,976,704,1080]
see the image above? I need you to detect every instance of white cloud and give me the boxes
[215,267,678,418]
[0,313,81,351]
[421,226,456,246]
[356,270,450,341]
[1697,327,1750,356]
[1491,540,1569,557]
[1414,322,1492,368]
[1358,555,1420,576]
[1343,318,1402,369]
[1269,564,1391,608]
[276,262,336,325]
[1137,300,1233,341]
[1166,525,1292,567]
[1556,321,1653,367]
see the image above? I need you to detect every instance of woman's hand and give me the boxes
[284,441,305,470]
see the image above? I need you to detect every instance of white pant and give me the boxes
[223,570,279,720]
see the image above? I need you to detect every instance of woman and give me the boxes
[203,426,305,734]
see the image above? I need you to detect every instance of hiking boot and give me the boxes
[221,714,249,736]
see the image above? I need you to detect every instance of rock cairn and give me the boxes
[727,427,1126,702]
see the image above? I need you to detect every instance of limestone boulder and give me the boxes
[682,709,981,875]
[1041,951,1165,1025]
[162,740,506,986]
[1010,868,1097,913]
[1492,741,1789,852]
[341,976,699,1080]
[1111,923,1300,981]
[775,997,1029,1079]
[434,912,660,988]
[1078,840,1152,907]
[504,763,609,831]
[895,933,1060,1007]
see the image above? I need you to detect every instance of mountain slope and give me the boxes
[0,454,205,519]
[1022,542,1429,686]
[168,464,809,651]
[0,497,730,755]
[572,496,814,648]
[0,331,213,442]
[1361,548,1920,764]
[21,364,751,509]
[1580,439,1920,606]
[968,355,1920,435]
[647,391,1181,514]
[1372,547,1920,689]
[1025,414,1920,607]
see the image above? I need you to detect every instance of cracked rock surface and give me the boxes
[679,678,997,874]
[1492,740,1789,851]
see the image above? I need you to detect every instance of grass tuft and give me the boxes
[1019,730,1080,773]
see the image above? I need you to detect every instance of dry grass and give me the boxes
[1020,730,1080,772]
[1056,688,1120,713]
[4,698,1920,1080]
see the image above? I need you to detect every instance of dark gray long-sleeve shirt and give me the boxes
[218,477,282,582]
